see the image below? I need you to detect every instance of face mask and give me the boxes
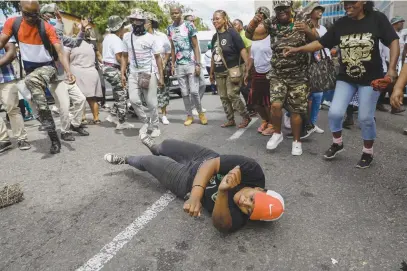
[49,18,57,26]
[132,23,146,36]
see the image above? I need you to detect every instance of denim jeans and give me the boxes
[322,89,334,103]
[176,64,201,115]
[328,81,380,140]
[308,92,323,125]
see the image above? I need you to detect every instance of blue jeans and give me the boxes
[308,92,323,124]
[328,81,380,140]
[322,89,334,103]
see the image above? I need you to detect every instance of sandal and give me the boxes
[238,117,252,128]
[81,119,88,125]
[257,120,268,133]
[89,120,101,125]
[262,124,275,136]
[221,120,236,128]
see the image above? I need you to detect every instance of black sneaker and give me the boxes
[104,153,127,165]
[18,140,31,150]
[71,124,89,136]
[286,129,308,139]
[0,141,12,153]
[404,128,407,135]
[356,153,373,169]
[324,143,344,159]
[301,124,316,139]
[61,132,75,141]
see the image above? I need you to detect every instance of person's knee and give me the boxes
[328,107,344,122]
[358,113,374,126]
[271,102,283,112]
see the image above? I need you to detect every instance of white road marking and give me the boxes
[228,118,258,140]
[76,191,176,271]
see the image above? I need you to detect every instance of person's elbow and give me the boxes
[212,217,232,232]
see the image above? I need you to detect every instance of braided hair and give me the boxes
[214,10,233,30]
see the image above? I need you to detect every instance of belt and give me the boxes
[103,62,120,69]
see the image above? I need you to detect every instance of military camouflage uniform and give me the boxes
[102,66,127,123]
[263,8,313,114]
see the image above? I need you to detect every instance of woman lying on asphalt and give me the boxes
[104,137,284,232]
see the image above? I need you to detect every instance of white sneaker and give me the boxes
[283,113,291,129]
[106,114,119,124]
[292,141,303,156]
[51,105,59,115]
[192,108,199,116]
[140,134,154,149]
[314,125,324,134]
[162,116,170,125]
[139,123,149,135]
[201,108,207,113]
[322,101,331,107]
[266,133,284,150]
[151,129,161,138]
[115,122,134,130]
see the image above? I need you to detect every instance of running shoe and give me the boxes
[291,141,302,156]
[266,133,283,150]
[140,134,154,149]
[323,143,344,159]
[104,153,127,165]
[356,153,373,169]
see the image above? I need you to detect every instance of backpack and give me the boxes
[12,17,59,61]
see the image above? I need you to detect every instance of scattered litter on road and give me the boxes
[331,258,338,265]
[0,183,24,209]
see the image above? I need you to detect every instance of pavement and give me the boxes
[1,94,407,271]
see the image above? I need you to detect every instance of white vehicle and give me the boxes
[197,30,215,90]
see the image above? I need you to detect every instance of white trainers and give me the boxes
[151,129,161,138]
[115,122,134,130]
[266,133,284,150]
[51,105,60,115]
[201,108,207,113]
[162,116,170,125]
[322,101,331,107]
[292,141,303,156]
[106,114,119,124]
[140,134,154,149]
[192,108,199,116]
[283,113,291,129]
[139,123,149,135]
[314,125,324,134]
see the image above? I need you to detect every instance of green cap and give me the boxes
[390,16,405,25]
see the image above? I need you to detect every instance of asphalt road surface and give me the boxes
[1,94,406,271]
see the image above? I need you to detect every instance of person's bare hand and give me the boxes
[183,195,202,217]
[252,14,263,25]
[390,87,404,109]
[171,65,175,76]
[294,22,310,34]
[210,74,215,84]
[283,46,299,57]
[65,73,76,84]
[218,166,241,192]
[55,8,62,21]
[195,65,201,76]
[386,69,398,83]
[81,17,89,30]
[158,78,165,89]
[121,74,127,88]
[244,71,249,86]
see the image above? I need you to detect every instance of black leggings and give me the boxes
[127,140,218,199]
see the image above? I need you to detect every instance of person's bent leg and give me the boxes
[25,66,60,154]
[88,99,100,121]
[226,75,250,128]
[310,92,323,125]
[187,65,202,113]
[216,73,235,126]
[127,155,193,199]
[103,66,127,123]
[324,81,356,159]
[49,81,71,133]
[128,73,148,130]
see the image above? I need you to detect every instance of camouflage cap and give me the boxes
[303,2,325,16]
[107,15,125,32]
[128,8,145,20]
[255,6,271,19]
[144,12,159,23]
[40,3,57,15]
[390,16,405,25]
[274,0,293,9]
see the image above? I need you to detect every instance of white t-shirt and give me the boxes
[250,35,272,73]
[315,25,331,59]
[122,32,161,74]
[102,34,124,65]
[153,30,171,56]
[379,42,389,73]
[204,50,212,68]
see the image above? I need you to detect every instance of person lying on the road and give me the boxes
[104,137,284,232]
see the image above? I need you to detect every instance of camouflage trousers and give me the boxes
[24,65,57,129]
[268,72,309,114]
[215,69,249,121]
[102,66,127,122]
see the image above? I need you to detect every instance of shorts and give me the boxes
[269,74,309,114]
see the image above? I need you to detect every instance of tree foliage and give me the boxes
[0,1,20,18]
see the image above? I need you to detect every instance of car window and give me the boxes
[199,40,211,54]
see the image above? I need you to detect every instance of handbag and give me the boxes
[131,34,152,89]
[217,33,242,84]
[307,49,336,92]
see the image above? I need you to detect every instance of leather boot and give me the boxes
[48,130,61,154]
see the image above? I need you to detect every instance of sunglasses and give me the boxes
[22,11,40,18]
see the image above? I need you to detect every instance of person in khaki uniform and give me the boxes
[210,10,251,129]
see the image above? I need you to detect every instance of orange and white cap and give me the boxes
[249,190,285,221]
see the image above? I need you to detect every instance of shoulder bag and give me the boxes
[307,49,336,92]
[131,34,152,89]
[217,33,242,84]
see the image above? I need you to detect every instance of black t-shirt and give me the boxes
[319,11,399,85]
[201,155,265,232]
[211,28,245,73]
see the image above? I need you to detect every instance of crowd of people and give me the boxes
[1,0,407,231]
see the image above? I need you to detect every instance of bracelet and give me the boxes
[192,184,205,190]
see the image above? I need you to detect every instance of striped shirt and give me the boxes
[2,17,60,73]
[0,36,17,83]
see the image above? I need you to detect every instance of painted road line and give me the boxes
[76,191,176,271]
[228,117,259,140]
